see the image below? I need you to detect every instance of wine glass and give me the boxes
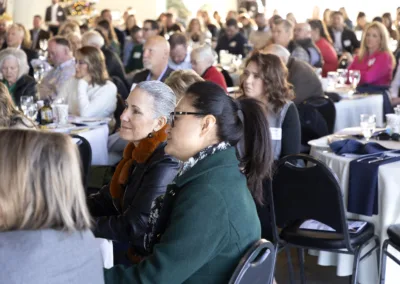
[327,71,338,89]
[26,103,38,120]
[337,69,348,85]
[349,70,361,90]
[20,96,34,115]
[39,39,48,51]
[360,114,376,141]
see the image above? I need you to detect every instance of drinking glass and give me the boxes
[349,70,361,89]
[360,114,376,141]
[39,39,48,51]
[26,103,38,120]
[327,71,338,89]
[337,69,348,85]
[20,96,34,115]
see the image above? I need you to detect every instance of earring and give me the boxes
[147,132,154,138]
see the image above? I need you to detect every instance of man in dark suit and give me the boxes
[101,9,125,58]
[30,15,50,50]
[328,11,360,56]
[6,24,39,76]
[215,18,247,58]
[45,0,67,36]
[132,36,174,86]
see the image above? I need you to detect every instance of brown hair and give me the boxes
[165,69,204,101]
[241,52,294,112]
[58,20,81,36]
[309,19,333,44]
[76,46,109,86]
[0,129,92,232]
[97,19,118,43]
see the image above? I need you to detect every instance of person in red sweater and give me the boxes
[190,44,228,91]
[309,20,338,77]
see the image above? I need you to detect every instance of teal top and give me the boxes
[2,79,16,104]
[104,147,261,284]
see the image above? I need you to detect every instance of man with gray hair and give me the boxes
[262,44,323,104]
[81,30,128,88]
[131,36,174,86]
[294,23,323,68]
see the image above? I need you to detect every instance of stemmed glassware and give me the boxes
[20,96,37,120]
[360,114,376,141]
[349,70,361,90]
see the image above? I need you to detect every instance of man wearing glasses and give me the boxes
[126,20,160,74]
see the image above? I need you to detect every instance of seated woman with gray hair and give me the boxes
[56,46,117,118]
[87,81,179,265]
[190,44,227,91]
[0,129,104,283]
[0,48,37,108]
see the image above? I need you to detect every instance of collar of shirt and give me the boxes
[58,58,75,70]
[146,65,168,81]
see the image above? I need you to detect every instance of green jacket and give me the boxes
[104,147,261,284]
[125,44,143,73]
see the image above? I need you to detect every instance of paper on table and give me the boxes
[300,219,367,234]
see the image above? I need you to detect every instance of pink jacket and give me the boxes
[348,51,393,86]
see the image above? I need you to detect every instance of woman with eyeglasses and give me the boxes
[56,46,117,118]
[104,81,273,283]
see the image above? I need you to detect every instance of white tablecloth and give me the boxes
[78,125,109,166]
[309,134,400,284]
[334,95,384,132]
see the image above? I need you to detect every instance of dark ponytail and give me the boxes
[186,81,273,204]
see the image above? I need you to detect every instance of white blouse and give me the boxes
[57,77,117,118]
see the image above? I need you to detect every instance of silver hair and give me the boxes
[0,48,29,80]
[81,30,104,48]
[136,81,176,119]
[263,44,290,64]
[191,44,217,66]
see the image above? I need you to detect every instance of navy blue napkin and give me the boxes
[330,139,390,155]
[348,152,400,216]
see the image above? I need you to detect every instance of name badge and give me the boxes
[343,39,351,47]
[368,58,376,67]
[270,127,282,141]
[229,41,237,48]
[133,52,141,59]
[57,11,63,16]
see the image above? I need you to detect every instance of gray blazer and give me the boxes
[0,229,104,284]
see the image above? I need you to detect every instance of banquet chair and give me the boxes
[380,224,400,284]
[302,95,336,134]
[113,94,125,133]
[71,134,92,191]
[228,239,276,284]
[271,154,380,284]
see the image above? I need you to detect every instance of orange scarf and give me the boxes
[109,125,168,201]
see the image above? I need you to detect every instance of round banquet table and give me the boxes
[308,130,400,284]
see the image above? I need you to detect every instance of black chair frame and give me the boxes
[229,239,276,284]
[380,237,400,284]
[70,134,92,191]
[271,154,380,284]
[302,95,336,134]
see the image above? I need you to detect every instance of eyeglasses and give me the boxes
[169,111,207,127]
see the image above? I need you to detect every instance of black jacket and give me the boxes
[101,46,129,88]
[87,142,179,254]
[45,5,67,23]
[328,27,360,55]
[215,32,247,58]
[114,27,125,58]
[14,75,37,108]
[29,29,50,50]
[132,66,175,84]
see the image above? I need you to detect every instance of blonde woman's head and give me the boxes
[165,69,204,101]
[0,129,92,232]
[359,22,395,67]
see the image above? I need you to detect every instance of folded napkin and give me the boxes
[330,139,390,155]
[348,151,400,216]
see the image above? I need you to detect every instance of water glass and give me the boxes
[360,114,376,141]
[337,69,348,85]
[20,96,34,115]
[26,103,38,120]
[349,70,361,89]
[327,71,338,89]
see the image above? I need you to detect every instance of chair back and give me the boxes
[70,134,92,190]
[111,76,130,100]
[113,94,125,132]
[220,68,234,87]
[297,103,329,145]
[271,154,353,251]
[303,95,336,134]
[228,239,276,284]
